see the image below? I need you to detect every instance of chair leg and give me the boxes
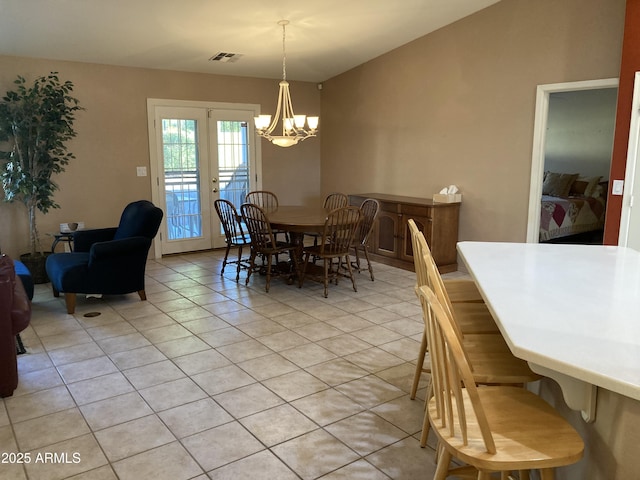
[434,449,452,480]
[420,373,435,448]
[265,254,273,292]
[138,290,147,301]
[246,251,257,286]
[323,258,329,298]
[298,251,310,288]
[235,245,243,282]
[344,254,357,292]
[64,293,76,314]
[539,469,555,480]
[363,245,374,281]
[353,245,362,272]
[420,402,431,447]
[411,331,428,399]
[221,243,231,275]
[16,334,26,355]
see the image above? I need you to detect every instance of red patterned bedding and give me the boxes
[540,195,606,242]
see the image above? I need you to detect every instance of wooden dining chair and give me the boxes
[214,199,251,282]
[245,190,288,243]
[306,192,349,249]
[350,198,380,281]
[245,190,279,212]
[417,285,584,480]
[240,203,297,292]
[299,206,362,297]
[323,192,348,210]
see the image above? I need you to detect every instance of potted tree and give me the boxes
[0,72,83,282]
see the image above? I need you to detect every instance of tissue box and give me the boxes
[433,193,462,203]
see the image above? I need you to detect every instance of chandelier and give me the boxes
[254,20,319,148]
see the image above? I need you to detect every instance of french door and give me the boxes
[148,100,261,257]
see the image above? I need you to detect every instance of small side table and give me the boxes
[51,232,75,252]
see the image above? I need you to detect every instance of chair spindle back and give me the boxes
[245,191,279,212]
[323,192,349,211]
[215,199,245,244]
[320,206,362,256]
[417,284,497,454]
[241,203,277,251]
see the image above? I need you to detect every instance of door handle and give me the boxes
[212,177,218,184]
[212,188,219,193]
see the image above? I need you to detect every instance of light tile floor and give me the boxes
[0,250,455,480]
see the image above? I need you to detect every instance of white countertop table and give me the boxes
[457,241,640,421]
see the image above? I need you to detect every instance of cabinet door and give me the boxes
[400,215,432,262]
[375,210,400,258]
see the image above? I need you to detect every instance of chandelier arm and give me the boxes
[266,82,285,136]
[283,85,296,135]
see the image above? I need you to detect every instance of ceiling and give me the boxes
[0,0,500,83]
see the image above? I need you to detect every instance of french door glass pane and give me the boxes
[217,120,249,233]
[162,118,203,240]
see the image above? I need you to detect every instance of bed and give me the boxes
[539,172,607,242]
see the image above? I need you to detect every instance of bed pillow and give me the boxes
[569,175,602,197]
[542,172,579,197]
[592,180,609,199]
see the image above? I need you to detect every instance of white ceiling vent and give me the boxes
[209,52,242,63]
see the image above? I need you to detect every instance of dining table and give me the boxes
[267,205,330,240]
[457,241,640,423]
[262,205,331,276]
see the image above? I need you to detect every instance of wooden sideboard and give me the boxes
[349,193,460,273]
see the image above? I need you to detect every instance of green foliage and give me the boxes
[0,72,83,254]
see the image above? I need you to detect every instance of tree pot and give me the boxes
[19,252,51,284]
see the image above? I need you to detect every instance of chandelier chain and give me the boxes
[281,22,287,81]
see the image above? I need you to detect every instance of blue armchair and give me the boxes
[46,200,163,314]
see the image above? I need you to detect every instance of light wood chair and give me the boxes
[408,219,500,401]
[299,206,362,297]
[417,285,584,480]
[420,247,541,447]
[408,218,482,302]
[408,220,541,447]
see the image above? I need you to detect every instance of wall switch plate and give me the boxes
[136,166,147,177]
[612,179,624,195]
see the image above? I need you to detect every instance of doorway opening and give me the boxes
[526,78,618,244]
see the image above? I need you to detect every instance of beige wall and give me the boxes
[321,1,632,478]
[320,0,625,243]
[0,56,321,258]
